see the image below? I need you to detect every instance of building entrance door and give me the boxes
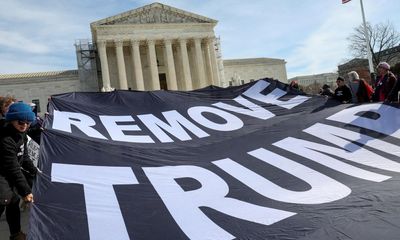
[159,73,168,90]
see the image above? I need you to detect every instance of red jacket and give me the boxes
[373,71,397,101]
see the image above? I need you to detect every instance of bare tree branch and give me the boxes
[347,21,400,66]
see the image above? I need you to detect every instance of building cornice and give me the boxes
[223,58,286,66]
[0,70,79,85]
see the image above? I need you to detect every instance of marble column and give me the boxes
[178,38,193,90]
[147,40,160,90]
[203,40,214,85]
[174,44,183,90]
[97,40,112,91]
[208,37,220,86]
[194,38,207,88]
[164,39,178,90]
[115,40,128,90]
[130,40,145,90]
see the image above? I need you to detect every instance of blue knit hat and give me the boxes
[5,102,35,122]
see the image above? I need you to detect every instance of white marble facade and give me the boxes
[223,58,287,87]
[91,3,221,91]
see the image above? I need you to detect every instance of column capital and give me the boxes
[115,40,124,48]
[193,37,203,43]
[178,38,188,44]
[130,39,141,46]
[205,37,216,43]
[164,39,173,45]
[147,39,155,45]
[97,40,107,47]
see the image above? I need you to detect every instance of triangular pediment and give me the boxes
[91,2,217,26]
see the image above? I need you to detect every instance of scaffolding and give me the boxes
[75,39,99,91]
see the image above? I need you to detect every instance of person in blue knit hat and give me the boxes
[0,102,38,240]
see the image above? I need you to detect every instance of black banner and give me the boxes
[29,79,400,240]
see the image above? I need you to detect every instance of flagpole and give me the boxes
[359,0,374,73]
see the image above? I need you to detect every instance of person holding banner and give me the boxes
[27,103,43,144]
[347,71,373,103]
[319,84,334,97]
[0,102,38,240]
[388,73,400,103]
[372,62,397,102]
[334,76,352,103]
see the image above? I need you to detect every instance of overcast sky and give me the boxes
[0,0,399,78]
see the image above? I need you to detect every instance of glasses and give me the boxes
[17,121,32,126]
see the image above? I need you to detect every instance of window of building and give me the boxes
[241,80,245,85]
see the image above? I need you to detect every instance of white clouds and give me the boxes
[0,0,96,75]
[285,1,400,78]
[0,56,71,74]
[286,3,366,78]
[0,30,49,54]
[0,1,85,34]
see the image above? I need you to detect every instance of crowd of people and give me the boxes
[0,97,42,240]
[322,61,399,104]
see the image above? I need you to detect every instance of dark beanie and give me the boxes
[5,102,35,122]
[337,76,345,81]
[322,84,330,89]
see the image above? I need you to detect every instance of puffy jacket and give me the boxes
[0,123,37,199]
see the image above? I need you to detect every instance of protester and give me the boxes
[372,62,397,102]
[334,77,352,103]
[0,96,16,127]
[319,84,334,97]
[347,71,373,103]
[289,80,300,90]
[387,74,400,103]
[26,103,43,144]
[358,78,374,103]
[347,71,360,103]
[0,102,38,240]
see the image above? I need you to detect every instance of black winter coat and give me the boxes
[388,76,400,102]
[334,85,352,103]
[0,124,37,201]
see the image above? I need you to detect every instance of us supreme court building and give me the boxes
[0,2,287,113]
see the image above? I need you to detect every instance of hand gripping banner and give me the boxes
[29,79,400,240]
